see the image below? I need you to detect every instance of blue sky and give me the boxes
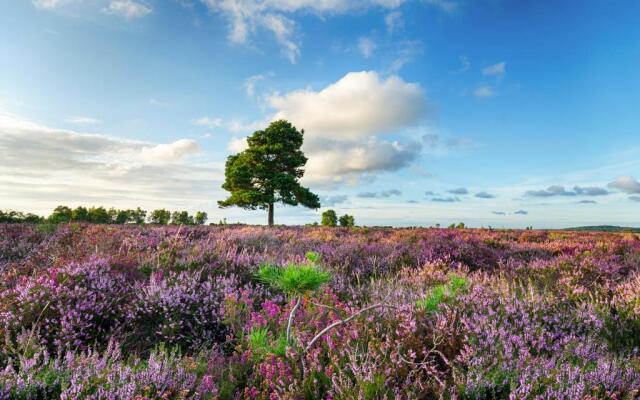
[1,0,639,227]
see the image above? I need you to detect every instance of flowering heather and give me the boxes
[0,223,639,399]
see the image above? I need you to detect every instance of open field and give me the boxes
[0,223,639,399]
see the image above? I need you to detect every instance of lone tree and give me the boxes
[321,209,337,227]
[219,120,320,226]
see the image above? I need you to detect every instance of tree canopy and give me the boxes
[218,120,320,225]
[321,210,337,227]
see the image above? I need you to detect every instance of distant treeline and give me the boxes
[0,206,208,226]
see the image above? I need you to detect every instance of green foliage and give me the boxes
[48,205,72,224]
[218,120,320,225]
[247,327,288,358]
[338,214,355,227]
[148,209,171,225]
[256,263,331,296]
[321,209,337,227]
[17,206,206,226]
[195,211,208,225]
[0,210,43,224]
[71,206,88,222]
[171,210,194,225]
[87,206,110,224]
[417,274,469,312]
[305,251,320,263]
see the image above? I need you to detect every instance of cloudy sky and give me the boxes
[1,0,639,227]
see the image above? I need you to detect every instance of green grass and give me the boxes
[247,327,288,358]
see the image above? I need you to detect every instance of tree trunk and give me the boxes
[268,203,274,226]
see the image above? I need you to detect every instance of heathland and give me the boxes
[0,223,639,398]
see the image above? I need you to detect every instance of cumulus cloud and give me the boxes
[424,190,436,196]
[474,85,494,98]
[104,0,152,19]
[0,113,221,213]
[357,189,401,198]
[608,176,640,194]
[576,200,597,204]
[514,210,528,215]
[492,211,506,215]
[475,191,495,199]
[525,185,609,197]
[482,62,505,80]
[215,71,426,184]
[227,136,248,153]
[302,138,422,184]
[630,196,640,202]
[269,71,425,140]
[357,37,376,58]
[448,187,468,195]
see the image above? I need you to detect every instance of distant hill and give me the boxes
[564,225,640,233]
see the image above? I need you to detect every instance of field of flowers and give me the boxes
[0,223,639,399]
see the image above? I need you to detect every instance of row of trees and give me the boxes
[1,206,208,226]
[321,210,355,227]
[0,210,43,224]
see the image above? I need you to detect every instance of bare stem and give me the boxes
[304,303,395,353]
[286,296,302,343]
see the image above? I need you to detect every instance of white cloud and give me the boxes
[191,117,223,129]
[482,62,505,80]
[385,11,403,33]
[303,138,422,184]
[269,71,425,140]
[262,13,299,62]
[139,139,201,163]
[65,116,101,125]
[608,176,640,194]
[0,113,220,213]
[243,72,273,97]
[227,136,248,153]
[220,71,427,184]
[474,85,494,98]
[357,37,376,58]
[387,40,421,73]
[198,0,453,63]
[104,0,152,19]
[263,71,427,183]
